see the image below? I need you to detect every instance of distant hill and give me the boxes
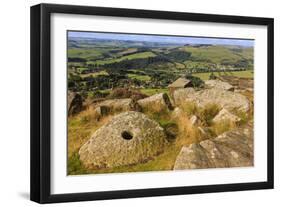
[68,37,183,48]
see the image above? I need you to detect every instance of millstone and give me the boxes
[79,111,168,168]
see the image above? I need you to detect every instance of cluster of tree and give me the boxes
[233,59,253,68]
[102,56,171,71]
[163,51,192,62]
[189,67,250,74]
[68,73,145,92]
[68,57,87,62]
[184,74,205,88]
[150,72,177,86]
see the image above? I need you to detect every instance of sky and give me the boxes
[68,31,254,47]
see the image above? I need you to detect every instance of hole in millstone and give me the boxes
[121,131,133,140]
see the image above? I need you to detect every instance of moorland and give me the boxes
[67,35,254,175]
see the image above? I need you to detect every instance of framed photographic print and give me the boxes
[30,3,274,203]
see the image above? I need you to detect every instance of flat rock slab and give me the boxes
[79,111,168,168]
[91,98,141,113]
[174,124,253,170]
[205,80,234,91]
[173,88,250,112]
[213,108,241,123]
[137,93,173,113]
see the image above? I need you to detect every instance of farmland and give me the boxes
[67,36,254,97]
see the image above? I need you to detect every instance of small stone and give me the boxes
[190,115,199,125]
[213,108,241,123]
[94,105,109,117]
[171,107,184,119]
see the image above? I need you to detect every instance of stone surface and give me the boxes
[171,88,195,105]
[218,76,253,90]
[79,111,168,168]
[94,105,110,118]
[68,92,83,116]
[213,108,241,123]
[171,107,185,119]
[190,115,200,126]
[173,88,250,112]
[173,124,253,170]
[91,98,141,113]
[137,93,173,113]
[205,79,234,91]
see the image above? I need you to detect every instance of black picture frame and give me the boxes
[30,3,274,204]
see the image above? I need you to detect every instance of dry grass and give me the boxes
[179,101,198,116]
[174,114,202,146]
[211,120,237,136]
[67,107,114,158]
[179,101,220,126]
[68,95,252,175]
[197,103,221,126]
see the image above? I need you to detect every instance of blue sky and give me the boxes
[68,31,254,47]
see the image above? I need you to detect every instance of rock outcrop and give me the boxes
[218,76,253,90]
[68,92,83,116]
[173,124,253,170]
[137,93,173,113]
[79,111,168,168]
[213,108,241,123]
[205,79,234,91]
[90,98,141,113]
[173,88,250,112]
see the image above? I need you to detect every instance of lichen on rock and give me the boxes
[79,111,168,168]
[173,88,250,112]
[174,124,253,170]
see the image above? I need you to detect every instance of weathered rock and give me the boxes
[173,144,212,169]
[91,98,141,113]
[173,88,250,112]
[172,88,195,106]
[164,123,179,141]
[79,111,168,168]
[174,124,253,170]
[197,127,213,138]
[213,108,241,123]
[168,77,193,95]
[218,76,253,90]
[198,126,207,136]
[137,93,173,113]
[171,107,185,119]
[68,92,83,116]
[93,105,110,118]
[205,79,234,91]
[190,115,200,126]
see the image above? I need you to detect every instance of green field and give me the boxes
[182,45,253,64]
[193,70,254,80]
[80,70,109,78]
[68,48,103,59]
[128,74,151,81]
[88,51,156,65]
